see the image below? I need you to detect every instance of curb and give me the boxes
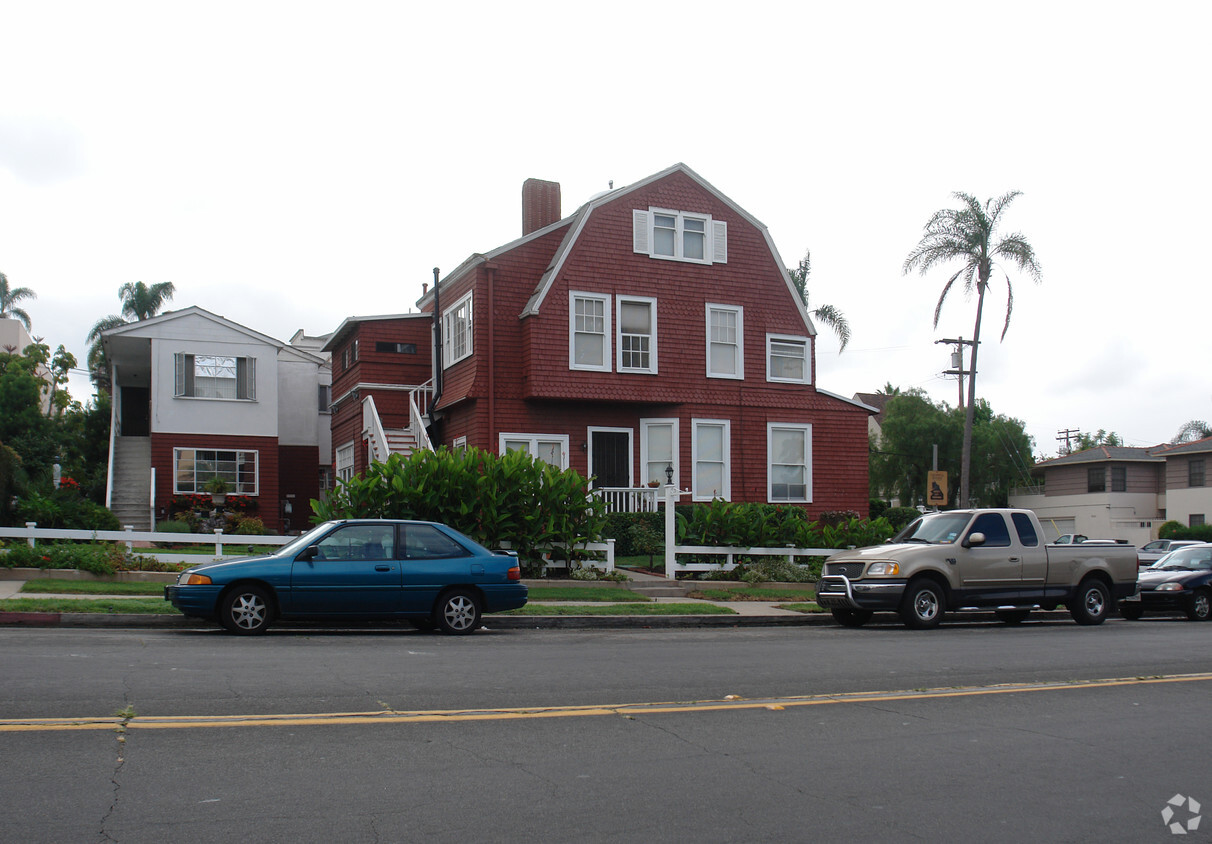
[0,610,830,630]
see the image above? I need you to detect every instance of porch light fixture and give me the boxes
[665,464,674,485]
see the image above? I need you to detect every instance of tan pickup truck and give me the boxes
[815,508,1139,629]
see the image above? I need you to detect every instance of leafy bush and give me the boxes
[13,488,120,531]
[602,512,662,556]
[1158,521,1212,542]
[0,542,180,574]
[674,501,893,551]
[883,507,922,531]
[313,447,607,576]
[232,515,269,535]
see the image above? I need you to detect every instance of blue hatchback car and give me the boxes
[165,519,528,635]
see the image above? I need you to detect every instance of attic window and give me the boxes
[633,208,727,265]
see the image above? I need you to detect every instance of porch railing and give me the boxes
[591,487,661,513]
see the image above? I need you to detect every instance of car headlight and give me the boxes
[177,571,213,586]
[866,562,900,577]
[1156,582,1184,592]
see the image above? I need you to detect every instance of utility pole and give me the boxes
[1057,428,1080,455]
[936,337,978,410]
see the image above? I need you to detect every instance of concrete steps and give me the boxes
[110,437,151,530]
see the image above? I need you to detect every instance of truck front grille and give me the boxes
[824,562,865,579]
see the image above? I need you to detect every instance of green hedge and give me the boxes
[674,500,893,549]
[0,543,179,575]
[312,447,606,575]
[1158,521,1212,542]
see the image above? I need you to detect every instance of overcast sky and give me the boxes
[3,1,1208,467]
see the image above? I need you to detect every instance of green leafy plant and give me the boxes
[313,447,607,576]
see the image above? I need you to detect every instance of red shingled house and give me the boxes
[324,163,870,515]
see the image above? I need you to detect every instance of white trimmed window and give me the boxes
[768,424,812,503]
[174,353,256,400]
[692,419,731,501]
[617,296,657,373]
[706,304,743,379]
[335,442,355,483]
[500,433,569,469]
[174,448,258,495]
[767,334,810,384]
[641,418,678,487]
[443,292,473,366]
[633,208,727,265]
[570,292,610,371]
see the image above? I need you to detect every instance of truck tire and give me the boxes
[899,579,944,629]
[1068,578,1110,625]
[831,608,873,628]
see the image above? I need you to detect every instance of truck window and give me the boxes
[1011,513,1039,547]
[968,513,1011,547]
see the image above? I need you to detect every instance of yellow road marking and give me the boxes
[2,673,1209,733]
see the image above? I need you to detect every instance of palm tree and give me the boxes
[903,192,1041,507]
[0,272,37,330]
[87,281,176,391]
[1173,420,1212,444]
[788,250,851,352]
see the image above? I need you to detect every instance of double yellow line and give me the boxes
[3,673,1209,733]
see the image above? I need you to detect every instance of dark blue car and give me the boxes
[1118,543,1212,621]
[165,519,528,635]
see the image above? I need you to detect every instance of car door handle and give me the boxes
[375,565,391,572]
[1009,557,1021,563]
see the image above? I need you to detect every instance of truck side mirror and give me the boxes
[964,532,986,548]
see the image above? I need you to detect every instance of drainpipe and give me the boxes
[486,263,496,447]
[429,266,443,427]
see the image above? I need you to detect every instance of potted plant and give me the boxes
[203,477,231,505]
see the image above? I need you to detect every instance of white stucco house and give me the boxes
[101,307,331,531]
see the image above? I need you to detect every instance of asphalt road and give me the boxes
[2,618,1210,843]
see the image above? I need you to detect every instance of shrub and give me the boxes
[313,447,607,577]
[0,541,180,573]
[1158,520,1186,540]
[602,512,662,556]
[883,507,922,531]
[155,520,192,535]
[232,515,269,535]
[1158,521,1212,542]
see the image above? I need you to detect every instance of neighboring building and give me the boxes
[1009,438,1212,543]
[327,164,871,515]
[101,307,330,531]
[853,391,894,446]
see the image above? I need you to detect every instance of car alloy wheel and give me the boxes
[436,589,481,635]
[220,586,272,635]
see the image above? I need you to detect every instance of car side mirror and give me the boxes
[297,545,319,561]
[964,532,987,548]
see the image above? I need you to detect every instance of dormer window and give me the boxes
[633,208,727,264]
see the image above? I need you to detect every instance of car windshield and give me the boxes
[891,512,972,544]
[1152,546,1212,571]
[274,521,341,557]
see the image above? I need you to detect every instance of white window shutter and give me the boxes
[633,210,650,254]
[712,220,728,264]
[174,353,184,396]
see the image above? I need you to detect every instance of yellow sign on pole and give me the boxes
[927,471,948,506]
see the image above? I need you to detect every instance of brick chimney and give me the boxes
[522,178,561,235]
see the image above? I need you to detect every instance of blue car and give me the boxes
[165,519,528,635]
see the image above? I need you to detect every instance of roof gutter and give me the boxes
[429,266,443,426]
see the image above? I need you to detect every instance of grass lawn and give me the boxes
[0,598,177,614]
[775,602,828,614]
[18,579,168,596]
[502,602,735,616]
[687,585,818,602]
[526,586,649,603]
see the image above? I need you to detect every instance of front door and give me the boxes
[590,430,630,488]
[121,386,150,436]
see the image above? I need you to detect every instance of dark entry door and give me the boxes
[591,431,630,487]
[121,387,150,436]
